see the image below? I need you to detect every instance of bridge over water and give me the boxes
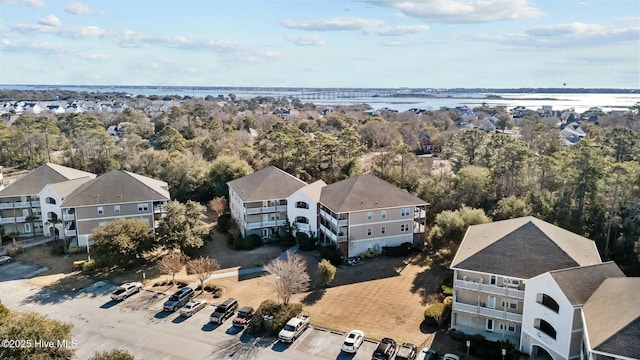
[290,89,399,100]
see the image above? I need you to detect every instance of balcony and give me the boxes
[153,205,166,213]
[12,202,31,209]
[452,301,523,323]
[338,219,348,226]
[245,205,287,215]
[320,224,337,242]
[0,202,32,209]
[454,279,525,300]
[245,219,287,230]
[63,214,75,221]
[64,229,77,237]
[0,216,27,224]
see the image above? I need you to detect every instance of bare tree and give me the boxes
[208,196,228,217]
[186,256,220,293]
[264,253,310,304]
[157,252,189,286]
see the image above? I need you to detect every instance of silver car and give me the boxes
[0,255,12,265]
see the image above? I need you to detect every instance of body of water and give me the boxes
[2,85,638,113]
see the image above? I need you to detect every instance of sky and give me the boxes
[0,0,638,89]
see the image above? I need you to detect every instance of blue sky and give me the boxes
[0,0,638,88]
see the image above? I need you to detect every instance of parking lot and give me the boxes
[0,277,395,360]
[0,259,48,282]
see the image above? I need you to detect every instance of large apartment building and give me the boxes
[450,216,639,360]
[0,163,95,238]
[318,174,428,257]
[228,167,428,257]
[60,170,170,247]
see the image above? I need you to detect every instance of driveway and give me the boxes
[0,260,48,282]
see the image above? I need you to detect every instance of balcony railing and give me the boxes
[320,224,337,241]
[452,301,523,323]
[0,202,32,209]
[454,279,525,299]
[64,229,77,237]
[245,205,288,215]
[63,214,75,221]
[245,219,287,230]
[338,219,348,226]
[0,216,27,224]
[337,235,348,242]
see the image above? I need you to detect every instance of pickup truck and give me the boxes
[232,306,255,327]
[278,313,310,342]
[110,282,142,301]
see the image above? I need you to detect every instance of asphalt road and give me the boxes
[0,279,380,360]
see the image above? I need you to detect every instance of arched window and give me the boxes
[534,318,557,340]
[295,201,309,209]
[45,197,56,205]
[295,216,309,224]
[536,293,560,313]
[47,212,58,222]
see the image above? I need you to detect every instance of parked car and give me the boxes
[278,313,311,342]
[179,299,207,317]
[209,298,238,324]
[0,255,12,265]
[341,330,365,353]
[371,337,397,360]
[395,343,418,360]
[443,354,460,360]
[417,347,437,360]
[110,282,142,301]
[232,306,255,327]
[163,287,194,312]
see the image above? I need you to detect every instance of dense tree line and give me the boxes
[1,94,639,274]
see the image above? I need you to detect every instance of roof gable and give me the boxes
[319,174,427,213]
[584,278,640,359]
[0,163,95,197]
[451,217,601,279]
[60,170,169,207]
[227,166,307,202]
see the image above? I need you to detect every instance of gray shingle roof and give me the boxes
[549,261,624,306]
[47,177,95,198]
[451,216,601,279]
[583,278,640,359]
[60,170,169,207]
[319,174,428,213]
[227,166,307,202]
[0,163,95,197]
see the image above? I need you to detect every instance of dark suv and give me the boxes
[372,337,397,360]
[210,298,238,324]
[163,287,194,312]
[395,343,418,360]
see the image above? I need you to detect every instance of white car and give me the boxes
[443,354,460,360]
[180,300,207,317]
[110,282,142,301]
[0,255,12,265]
[341,330,365,353]
[417,347,438,360]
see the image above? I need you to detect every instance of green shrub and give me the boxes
[424,303,447,326]
[279,233,296,247]
[296,232,315,251]
[443,296,453,307]
[216,214,232,233]
[82,260,96,273]
[89,349,134,360]
[382,242,414,257]
[320,246,342,266]
[242,234,263,250]
[5,243,24,256]
[247,299,303,336]
[441,284,453,296]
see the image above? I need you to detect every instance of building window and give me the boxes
[400,224,409,232]
[535,319,557,340]
[490,275,497,285]
[97,207,104,215]
[381,210,386,219]
[503,278,520,288]
[295,201,309,209]
[501,300,518,310]
[367,212,372,220]
[137,203,148,212]
[536,293,560,313]
[401,208,410,217]
[114,205,120,214]
[381,226,386,234]
[367,228,372,236]
[295,216,309,224]
[45,197,56,205]
[24,223,31,233]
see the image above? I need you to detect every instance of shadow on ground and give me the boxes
[301,288,326,305]
[410,253,453,306]
[208,334,276,359]
[336,350,356,360]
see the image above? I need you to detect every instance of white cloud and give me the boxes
[38,14,61,27]
[0,0,46,8]
[0,39,72,54]
[13,22,106,38]
[364,25,429,36]
[117,30,246,54]
[366,0,545,23]
[82,53,109,60]
[287,34,326,46]
[279,17,384,31]
[12,23,58,34]
[65,1,94,15]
